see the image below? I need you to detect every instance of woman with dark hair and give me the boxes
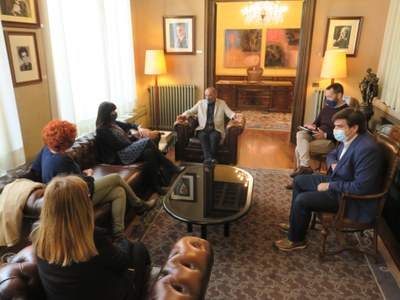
[31,119,156,241]
[32,175,151,299]
[95,101,185,195]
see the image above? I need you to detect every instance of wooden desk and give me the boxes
[216,80,293,112]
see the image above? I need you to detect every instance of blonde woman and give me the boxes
[32,176,150,299]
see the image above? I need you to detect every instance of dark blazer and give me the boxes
[96,121,139,164]
[37,227,135,300]
[327,132,383,223]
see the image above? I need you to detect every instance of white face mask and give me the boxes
[333,129,348,142]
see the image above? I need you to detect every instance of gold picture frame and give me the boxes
[163,16,195,55]
[0,0,40,28]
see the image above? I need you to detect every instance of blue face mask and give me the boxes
[333,129,348,142]
[325,99,337,107]
[111,113,118,121]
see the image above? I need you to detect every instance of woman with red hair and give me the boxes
[30,119,157,241]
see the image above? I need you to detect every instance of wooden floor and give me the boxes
[168,128,296,170]
[236,129,295,170]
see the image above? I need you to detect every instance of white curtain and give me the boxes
[377,0,400,113]
[42,0,137,135]
[0,22,26,176]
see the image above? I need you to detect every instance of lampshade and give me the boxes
[144,50,167,75]
[320,50,347,80]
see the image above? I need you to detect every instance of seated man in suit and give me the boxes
[275,108,383,251]
[290,83,348,178]
[177,87,242,163]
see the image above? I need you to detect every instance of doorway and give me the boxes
[205,0,317,143]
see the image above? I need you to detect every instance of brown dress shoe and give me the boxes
[289,166,313,178]
[274,237,307,251]
[278,223,290,233]
[285,182,293,190]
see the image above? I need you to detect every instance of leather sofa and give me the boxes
[174,115,246,164]
[0,131,159,255]
[0,236,214,300]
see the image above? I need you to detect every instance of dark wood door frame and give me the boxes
[205,0,317,143]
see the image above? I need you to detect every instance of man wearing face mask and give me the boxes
[177,87,242,163]
[289,83,348,179]
[275,108,383,251]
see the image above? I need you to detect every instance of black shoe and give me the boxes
[203,158,212,165]
[171,166,186,174]
[135,198,157,215]
[156,186,169,195]
[211,159,218,165]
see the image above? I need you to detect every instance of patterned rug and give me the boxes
[130,168,399,299]
[236,110,292,131]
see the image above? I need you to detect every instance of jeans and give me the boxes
[288,174,340,242]
[92,174,143,235]
[197,128,221,160]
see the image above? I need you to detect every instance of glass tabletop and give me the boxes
[163,164,254,225]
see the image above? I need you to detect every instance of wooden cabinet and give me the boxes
[216,80,293,112]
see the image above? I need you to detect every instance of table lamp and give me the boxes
[145,50,167,130]
[320,50,347,84]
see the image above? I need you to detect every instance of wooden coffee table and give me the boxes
[163,164,253,239]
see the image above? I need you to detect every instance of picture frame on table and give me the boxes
[4,31,42,86]
[323,16,363,57]
[163,15,195,54]
[171,173,196,201]
[0,0,40,28]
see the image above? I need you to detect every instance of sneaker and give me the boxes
[135,198,157,215]
[289,166,313,178]
[274,237,307,251]
[278,223,290,233]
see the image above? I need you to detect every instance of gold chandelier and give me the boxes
[241,1,288,26]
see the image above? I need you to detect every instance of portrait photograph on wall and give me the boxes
[224,29,262,68]
[163,16,195,54]
[323,16,363,57]
[264,28,300,68]
[0,0,40,28]
[4,31,42,86]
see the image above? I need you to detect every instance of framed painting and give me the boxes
[224,29,262,68]
[323,16,363,57]
[264,28,300,68]
[163,16,195,54]
[0,0,40,28]
[171,173,196,201]
[4,31,42,86]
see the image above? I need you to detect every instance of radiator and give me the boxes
[148,85,196,130]
[314,89,325,119]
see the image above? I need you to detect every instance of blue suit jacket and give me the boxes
[326,133,383,223]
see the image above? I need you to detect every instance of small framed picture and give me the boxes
[0,0,40,28]
[163,16,195,54]
[323,16,363,57]
[4,31,42,86]
[171,173,196,201]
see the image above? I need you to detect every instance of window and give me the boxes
[43,0,137,135]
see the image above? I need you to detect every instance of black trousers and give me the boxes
[197,128,221,160]
[139,139,175,189]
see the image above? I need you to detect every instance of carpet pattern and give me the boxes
[236,110,292,131]
[131,168,397,299]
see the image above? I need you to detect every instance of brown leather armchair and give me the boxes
[318,124,400,261]
[174,114,246,165]
[0,236,214,300]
